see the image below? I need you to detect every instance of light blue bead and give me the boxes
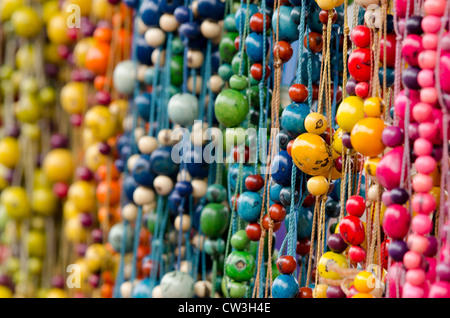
[272,6,299,43]
[237,191,262,223]
[272,274,299,298]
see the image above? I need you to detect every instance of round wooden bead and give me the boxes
[120,281,133,298]
[190,129,205,146]
[180,260,190,273]
[187,50,204,69]
[152,285,163,298]
[137,65,148,82]
[127,154,141,171]
[134,127,146,141]
[136,17,149,35]
[368,184,381,201]
[194,281,212,298]
[157,129,176,146]
[175,214,191,232]
[151,49,165,66]
[138,136,158,154]
[122,203,138,222]
[187,75,203,94]
[192,179,207,198]
[122,116,134,131]
[133,186,155,205]
[200,20,221,39]
[143,203,155,214]
[153,175,174,196]
[159,14,179,33]
[191,0,200,18]
[145,27,166,48]
[209,75,223,94]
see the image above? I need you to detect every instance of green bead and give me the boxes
[219,32,238,64]
[170,55,184,86]
[146,212,157,234]
[225,250,256,282]
[171,37,184,55]
[330,222,338,234]
[230,230,250,251]
[218,64,234,82]
[249,73,259,86]
[221,276,249,298]
[224,14,237,32]
[231,52,248,76]
[205,184,227,203]
[204,237,226,256]
[214,89,249,128]
[15,95,41,123]
[229,75,248,91]
[245,85,268,110]
[19,77,39,95]
[200,203,230,238]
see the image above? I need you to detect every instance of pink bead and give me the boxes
[396,0,415,19]
[404,251,422,270]
[388,262,405,298]
[402,35,423,67]
[419,87,438,105]
[440,52,450,94]
[406,269,426,286]
[382,204,411,239]
[394,89,419,119]
[417,69,435,88]
[377,146,404,190]
[411,214,433,235]
[418,122,438,141]
[439,243,450,261]
[408,233,430,254]
[421,16,441,34]
[402,282,426,298]
[412,102,433,122]
[422,33,438,50]
[412,192,437,214]
[424,0,447,17]
[413,138,433,156]
[418,50,437,70]
[426,257,437,283]
[415,155,437,174]
[429,281,450,298]
[412,173,434,193]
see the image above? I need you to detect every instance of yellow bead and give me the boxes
[28,231,46,258]
[291,133,332,176]
[307,176,329,196]
[33,168,53,188]
[364,156,381,177]
[63,0,92,16]
[0,137,20,168]
[305,112,327,135]
[32,187,58,216]
[314,284,328,298]
[84,144,107,171]
[22,123,41,140]
[0,0,23,22]
[63,200,82,219]
[316,0,343,10]
[47,13,70,45]
[60,82,88,114]
[15,95,42,124]
[29,257,43,275]
[42,0,59,24]
[336,96,365,132]
[73,37,95,68]
[354,271,376,293]
[43,149,74,183]
[16,44,36,71]
[318,251,349,280]
[352,292,375,298]
[68,181,96,212]
[11,6,42,38]
[350,117,386,157]
[332,128,344,155]
[364,97,385,117]
[1,186,30,219]
[0,285,13,298]
[91,0,115,20]
[46,288,68,298]
[64,217,87,242]
[84,106,117,141]
[85,243,111,273]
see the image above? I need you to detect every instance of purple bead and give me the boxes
[402,67,421,90]
[76,166,94,181]
[96,91,111,105]
[91,228,103,243]
[98,142,111,155]
[326,285,346,298]
[88,273,100,288]
[327,233,348,253]
[44,63,59,77]
[341,132,353,149]
[0,274,14,291]
[81,69,95,82]
[50,133,69,149]
[388,240,408,262]
[6,125,20,138]
[381,190,393,207]
[80,17,95,37]
[76,243,87,257]
[71,69,84,82]
[424,236,438,257]
[390,187,409,205]
[432,146,443,162]
[80,213,93,227]
[51,275,65,289]
[382,126,404,147]
[108,0,122,4]
[4,169,14,184]
[405,16,423,35]
[57,45,70,59]
[346,78,357,96]
[408,122,420,141]
[436,263,450,282]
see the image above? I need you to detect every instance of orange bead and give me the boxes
[96,180,121,205]
[100,283,113,298]
[116,28,131,55]
[350,118,386,157]
[97,164,120,181]
[94,75,112,91]
[85,42,110,75]
[93,27,112,43]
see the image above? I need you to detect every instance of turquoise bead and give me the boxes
[272,274,299,298]
[271,6,299,43]
[280,103,310,138]
[204,238,226,256]
[214,89,249,128]
[224,14,237,32]
[218,63,234,82]
[237,191,262,223]
[107,223,134,253]
[228,163,254,192]
[297,206,314,240]
[144,66,156,85]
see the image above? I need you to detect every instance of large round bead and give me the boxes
[225,250,256,282]
[167,93,199,127]
[336,96,365,133]
[281,103,310,138]
[160,271,195,298]
[237,191,262,223]
[291,133,332,176]
[200,203,230,238]
[214,89,249,128]
[350,117,386,157]
[272,274,299,298]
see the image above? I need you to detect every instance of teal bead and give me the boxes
[231,52,248,76]
[108,223,134,253]
[169,85,181,97]
[219,32,238,64]
[229,75,248,91]
[224,14,237,32]
[280,103,310,138]
[225,250,256,282]
[170,55,184,86]
[113,60,137,95]
[144,66,156,85]
[204,237,226,256]
[168,93,198,127]
[218,63,234,82]
[230,230,250,251]
[205,184,227,203]
[249,73,259,86]
[160,271,195,298]
[271,6,299,43]
[214,89,249,127]
[171,37,184,55]
[200,203,230,238]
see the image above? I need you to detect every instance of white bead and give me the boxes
[152,285,163,298]
[133,186,156,206]
[134,127,146,141]
[145,27,166,48]
[187,50,204,69]
[169,230,185,244]
[153,175,174,196]
[159,13,179,33]
[180,260,191,273]
[127,154,141,172]
[187,75,202,94]
[192,121,208,132]
[364,4,382,28]
[191,0,200,18]
[122,203,138,222]
[209,75,223,94]
[191,179,207,198]
[151,49,165,66]
[137,65,148,82]
[143,203,155,214]
[200,20,222,39]
[194,281,212,298]
[177,170,192,182]
[157,129,176,146]
[174,214,191,232]
[124,264,132,280]
[120,281,133,298]
[191,129,205,146]
[368,184,381,201]
[138,136,158,154]
[122,115,134,131]
[136,17,148,35]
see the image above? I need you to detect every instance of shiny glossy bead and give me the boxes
[348,245,367,263]
[348,48,371,82]
[289,83,308,103]
[350,117,386,157]
[291,133,332,176]
[273,41,293,63]
[383,204,411,239]
[346,195,366,217]
[281,103,310,137]
[269,203,286,222]
[225,250,256,282]
[318,251,349,280]
[245,223,261,241]
[200,203,230,238]
[304,112,327,135]
[307,176,328,196]
[336,96,365,132]
[276,255,297,275]
[272,274,299,298]
[245,175,264,192]
[364,97,385,117]
[250,13,271,33]
[327,233,348,253]
[237,191,262,223]
[351,25,371,48]
[339,215,365,245]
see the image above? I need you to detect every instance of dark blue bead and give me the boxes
[272,274,299,298]
[237,191,262,222]
[149,146,179,177]
[120,145,132,161]
[132,154,156,187]
[123,0,140,8]
[135,36,154,66]
[290,6,301,24]
[175,181,193,196]
[135,92,152,121]
[139,0,161,27]
[168,190,183,212]
[281,103,310,138]
[308,1,323,33]
[211,50,220,73]
[379,67,395,87]
[300,52,321,84]
[245,32,268,63]
[174,6,190,24]
[297,206,313,239]
[117,134,131,153]
[184,146,209,178]
[197,0,226,21]
[114,159,125,173]
[179,21,201,39]
[289,0,302,6]
[158,0,183,14]
[270,150,293,186]
[123,175,139,203]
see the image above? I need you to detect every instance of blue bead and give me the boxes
[235,4,258,32]
[308,1,323,33]
[168,190,182,212]
[281,103,310,138]
[123,175,139,203]
[289,0,302,5]
[245,32,268,63]
[117,134,131,153]
[158,0,183,13]
[270,150,293,186]
[269,182,283,203]
[144,67,156,85]
[197,0,226,21]
[123,0,140,8]
[272,274,299,298]
[135,93,152,121]
[185,146,209,178]
[149,146,179,177]
[179,21,201,39]
[237,191,262,222]
[175,181,193,196]
[211,50,220,73]
[132,154,156,187]
[132,278,152,298]
[297,206,313,239]
[139,0,161,27]
[174,6,190,24]
[300,52,321,84]
[272,6,299,43]
[192,203,204,231]
[228,163,254,192]
[135,35,154,66]
[114,159,125,173]
[379,67,395,87]
[120,145,132,161]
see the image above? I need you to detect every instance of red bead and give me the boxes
[289,83,308,103]
[53,182,69,198]
[304,32,323,53]
[296,238,311,256]
[379,33,397,68]
[250,13,271,33]
[355,81,369,98]
[335,156,343,172]
[302,194,315,207]
[276,255,297,275]
[262,214,281,232]
[312,84,319,100]
[321,127,334,144]
[348,245,366,263]
[339,215,366,245]
[245,174,265,192]
[319,9,337,24]
[231,194,240,210]
[346,195,366,217]
[142,259,159,277]
[298,287,313,298]
[269,203,286,222]
[348,48,372,82]
[246,223,261,241]
[287,140,294,157]
[234,36,241,50]
[233,146,249,163]
[273,41,293,63]
[250,63,271,81]
[350,25,371,48]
